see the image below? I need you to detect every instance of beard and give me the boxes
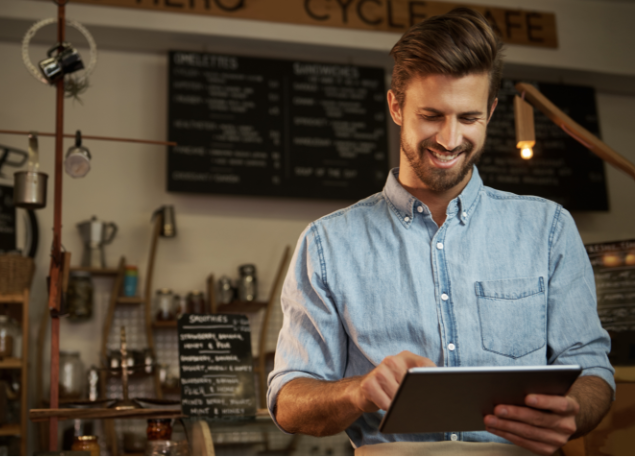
[401,133,485,193]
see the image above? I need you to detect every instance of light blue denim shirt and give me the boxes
[268,167,615,448]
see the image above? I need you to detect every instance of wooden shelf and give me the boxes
[152,320,177,328]
[0,423,21,436]
[216,301,267,314]
[0,292,25,304]
[0,357,22,369]
[116,296,145,305]
[29,408,183,422]
[69,266,119,276]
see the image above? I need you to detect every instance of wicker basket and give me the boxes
[0,254,35,295]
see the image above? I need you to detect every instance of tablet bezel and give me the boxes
[378,365,582,434]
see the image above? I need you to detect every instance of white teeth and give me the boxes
[429,150,459,162]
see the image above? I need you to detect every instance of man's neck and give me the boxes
[398,168,472,227]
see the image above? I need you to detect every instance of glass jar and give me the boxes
[155,289,175,321]
[238,264,257,302]
[67,271,94,321]
[0,315,19,359]
[59,351,85,400]
[217,276,234,305]
[71,436,100,456]
[186,291,206,314]
[147,418,172,441]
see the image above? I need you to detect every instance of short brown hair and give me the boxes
[390,8,504,112]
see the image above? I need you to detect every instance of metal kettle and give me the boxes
[77,216,118,268]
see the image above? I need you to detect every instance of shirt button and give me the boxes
[404,216,410,222]
[436,242,444,250]
[417,206,424,213]
[462,212,467,218]
[441,293,449,301]
[450,433,458,441]
[448,343,456,351]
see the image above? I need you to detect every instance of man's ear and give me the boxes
[387,90,403,127]
[487,98,498,123]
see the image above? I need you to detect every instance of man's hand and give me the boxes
[353,350,436,413]
[484,394,579,456]
[276,350,435,437]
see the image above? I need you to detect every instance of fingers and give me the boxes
[524,394,580,416]
[359,367,397,411]
[396,350,437,369]
[485,423,564,456]
[484,397,578,456]
[491,403,577,435]
[356,351,435,412]
[484,414,573,448]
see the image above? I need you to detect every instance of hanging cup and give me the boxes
[14,132,48,210]
[65,130,92,178]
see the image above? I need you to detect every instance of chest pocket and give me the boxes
[475,277,546,359]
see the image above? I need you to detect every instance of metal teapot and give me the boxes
[77,216,118,268]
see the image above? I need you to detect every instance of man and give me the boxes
[268,8,614,456]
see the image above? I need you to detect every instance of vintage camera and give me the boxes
[38,42,85,84]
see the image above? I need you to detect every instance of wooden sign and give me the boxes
[67,0,558,48]
[177,313,257,419]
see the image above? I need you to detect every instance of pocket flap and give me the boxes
[475,277,544,300]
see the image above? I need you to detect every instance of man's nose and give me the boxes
[435,118,462,152]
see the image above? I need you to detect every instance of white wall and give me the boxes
[1,0,635,452]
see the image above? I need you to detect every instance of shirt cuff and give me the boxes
[267,372,319,434]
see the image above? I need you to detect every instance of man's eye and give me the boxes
[461,117,478,123]
[421,115,441,121]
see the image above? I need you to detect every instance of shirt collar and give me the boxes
[383,166,483,225]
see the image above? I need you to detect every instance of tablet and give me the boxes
[379,365,581,434]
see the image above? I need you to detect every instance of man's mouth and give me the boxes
[428,149,462,162]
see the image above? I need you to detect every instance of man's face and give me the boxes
[388,72,496,193]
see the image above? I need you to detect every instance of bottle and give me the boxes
[155,289,174,321]
[59,351,85,400]
[186,291,206,314]
[71,436,100,456]
[147,418,173,441]
[123,265,138,297]
[0,315,19,358]
[67,271,94,321]
[238,264,257,302]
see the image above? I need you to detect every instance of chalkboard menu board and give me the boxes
[0,185,16,252]
[167,51,389,200]
[585,240,635,365]
[482,79,608,211]
[177,314,256,419]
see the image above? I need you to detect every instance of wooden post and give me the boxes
[48,0,66,450]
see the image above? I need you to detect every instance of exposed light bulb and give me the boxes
[520,147,533,160]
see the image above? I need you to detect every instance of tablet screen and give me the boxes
[379,365,581,434]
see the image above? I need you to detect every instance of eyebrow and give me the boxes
[417,107,484,116]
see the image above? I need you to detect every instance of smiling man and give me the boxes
[267,8,614,456]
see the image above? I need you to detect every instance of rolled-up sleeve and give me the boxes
[267,222,348,431]
[547,207,615,393]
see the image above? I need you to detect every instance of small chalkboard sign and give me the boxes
[177,314,256,419]
[585,240,635,365]
[0,185,16,253]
